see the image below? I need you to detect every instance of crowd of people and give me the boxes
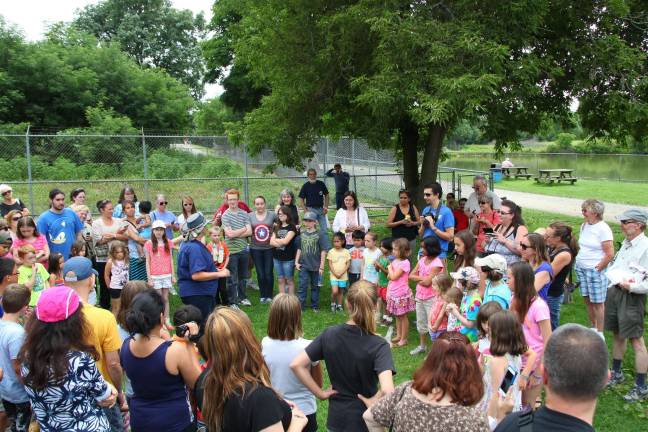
[0,168,646,432]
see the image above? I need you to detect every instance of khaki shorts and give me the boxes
[605,285,646,339]
[415,297,436,334]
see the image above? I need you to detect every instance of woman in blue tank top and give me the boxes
[518,233,554,301]
[120,289,202,432]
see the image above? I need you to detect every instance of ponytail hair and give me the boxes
[549,221,579,256]
[346,280,377,335]
[125,289,164,336]
[501,199,525,226]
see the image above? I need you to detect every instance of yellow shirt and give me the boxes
[81,303,122,386]
[327,248,351,281]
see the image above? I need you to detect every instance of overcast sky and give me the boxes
[2,0,222,99]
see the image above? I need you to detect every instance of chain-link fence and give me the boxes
[1,131,492,216]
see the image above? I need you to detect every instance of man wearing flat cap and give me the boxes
[604,208,648,402]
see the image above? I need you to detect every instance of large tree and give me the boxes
[206,0,647,201]
[73,0,207,98]
[0,20,194,130]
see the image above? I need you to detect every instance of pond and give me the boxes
[444,152,648,182]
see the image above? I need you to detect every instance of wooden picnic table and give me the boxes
[535,169,578,184]
[503,166,532,179]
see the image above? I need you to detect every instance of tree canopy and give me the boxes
[0,18,194,130]
[206,0,647,200]
[73,0,207,98]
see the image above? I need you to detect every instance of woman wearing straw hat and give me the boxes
[177,213,230,320]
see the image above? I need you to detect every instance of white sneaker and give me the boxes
[240,298,252,306]
[409,345,426,356]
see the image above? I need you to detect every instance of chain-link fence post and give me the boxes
[373,149,378,200]
[25,125,34,211]
[141,128,149,201]
[243,143,250,204]
[323,138,328,174]
[351,138,357,192]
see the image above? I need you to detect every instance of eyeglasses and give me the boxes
[500,211,513,215]
[519,243,531,250]
[158,202,168,205]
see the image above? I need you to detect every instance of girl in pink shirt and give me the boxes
[145,221,176,325]
[508,261,552,410]
[408,237,444,355]
[386,238,415,347]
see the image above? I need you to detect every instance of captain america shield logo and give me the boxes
[254,224,271,242]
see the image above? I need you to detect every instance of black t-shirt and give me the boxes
[495,406,594,432]
[305,324,395,432]
[0,200,25,217]
[299,180,329,208]
[195,375,291,432]
[272,223,297,261]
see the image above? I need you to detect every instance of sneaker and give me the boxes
[608,371,625,387]
[330,303,337,313]
[383,315,393,324]
[336,304,343,312]
[409,345,426,356]
[623,384,648,402]
[312,308,320,313]
[248,280,259,290]
[240,298,252,306]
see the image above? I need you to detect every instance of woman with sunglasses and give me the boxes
[483,199,528,265]
[0,184,29,218]
[4,210,23,240]
[386,189,420,255]
[177,196,197,227]
[472,195,501,256]
[151,194,179,240]
[518,233,553,301]
[11,216,50,268]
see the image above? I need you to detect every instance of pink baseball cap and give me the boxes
[35,286,81,323]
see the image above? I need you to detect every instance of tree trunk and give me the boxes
[419,124,446,204]
[400,118,420,199]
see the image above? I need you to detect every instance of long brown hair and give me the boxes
[524,233,550,266]
[454,230,476,269]
[18,306,98,390]
[151,225,171,254]
[267,293,303,341]
[509,262,537,323]
[412,332,483,405]
[488,310,529,357]
[203,308,272,432]
[548,221,579,256]
[346,280,378,335]
[116,281,149,329]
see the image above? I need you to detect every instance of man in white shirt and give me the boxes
[604,208,648,402]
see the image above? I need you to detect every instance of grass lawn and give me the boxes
[495,177,648,206]
[171,208,644,431]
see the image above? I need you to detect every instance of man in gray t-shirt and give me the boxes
[295,212,328,310]
[221,190,252,306]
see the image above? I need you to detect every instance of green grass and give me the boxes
[166,209,645,431]
[495,177,648,206]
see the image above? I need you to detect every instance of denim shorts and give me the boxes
[273,259,295,278]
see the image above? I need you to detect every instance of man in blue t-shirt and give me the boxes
[419,182,455,259]
[36,189,83,259]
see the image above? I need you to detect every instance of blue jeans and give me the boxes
[103,404,125,432]
[298,269,321,309]
[306,207,331,249]
[546,293,564,330]
[250,248,274,299]
[227,250,249,304]
[274,259,295,279]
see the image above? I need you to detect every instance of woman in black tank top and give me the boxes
[545,222,578,330]
[386,190,420,241]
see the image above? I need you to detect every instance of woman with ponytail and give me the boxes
[545,222,579,330]
[120,289,201,432]
[198,307,308,432]
[291,280,395,432]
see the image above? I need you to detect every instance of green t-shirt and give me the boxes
[18,263,50,306]
[377,256,391,287]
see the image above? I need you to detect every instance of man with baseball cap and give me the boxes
[63,256,125,431]
[475,253,511,309]
[0,231,13,260]
[603,208,648,402]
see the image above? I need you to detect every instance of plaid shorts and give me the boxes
[575,264,608,304]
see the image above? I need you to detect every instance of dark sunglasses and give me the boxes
[11,216,22,222]
[183,203,193,206]
[0,226,8,231]
[500,211,513,215]
[1,191,11,195]
[479,201,489,205]
[519,243,531,250]
[620,220,637,225]
[480,266,493,273]
[158,201,168,205]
